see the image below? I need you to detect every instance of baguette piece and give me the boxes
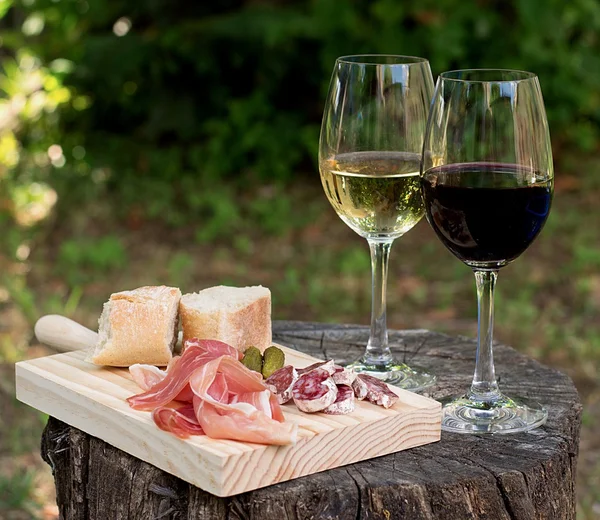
[87,285,181,367]
[180,285,271,353]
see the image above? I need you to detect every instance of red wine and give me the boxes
[421,163,553,267]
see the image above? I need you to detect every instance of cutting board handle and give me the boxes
[34,315,98,352]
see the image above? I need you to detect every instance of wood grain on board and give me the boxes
[16,344,441,497]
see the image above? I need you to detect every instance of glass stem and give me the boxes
[364,239,394,366]
[469,270,501,401]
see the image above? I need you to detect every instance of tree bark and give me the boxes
[41,321,582,520]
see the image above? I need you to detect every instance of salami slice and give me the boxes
[323,384,355,415]
[351,375,368,401]
[265,365,298,404]
[332,365,356,386]
[292,368,338,413]
[351,374,399,409]
[297,359,336,376]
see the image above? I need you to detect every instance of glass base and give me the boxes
[440,393,547,434]
[345,358,436,393]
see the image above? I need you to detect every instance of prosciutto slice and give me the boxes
[152,403,204,439]
[207,373,229,402]
[231,390,274,418]
[148,373,228,439]
[129,363,168,391]
[129,357,194,402]
[193,398,295,445]
[269,393,285,423]
[188,356,296,445]
[127,340,240,411]
[129,354,183,390]
[127,338,296,445]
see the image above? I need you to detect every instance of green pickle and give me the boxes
[262,346,285,379]
[241,346,263,374]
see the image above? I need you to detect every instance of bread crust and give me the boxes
[88,286,181,367]
[180,287,271,352]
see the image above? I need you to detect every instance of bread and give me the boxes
[180,285,271,352]
[87,285,181,367]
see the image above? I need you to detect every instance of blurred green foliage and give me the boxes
[2,0,599,217]
[1,0,599,316]
[0,469,38,513]
[57,235,127,284]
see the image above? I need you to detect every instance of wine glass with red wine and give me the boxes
[319,55,436,391]
[420,69,554,433]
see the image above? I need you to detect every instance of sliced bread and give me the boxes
[87,285,181,366]
[180,285,271,352]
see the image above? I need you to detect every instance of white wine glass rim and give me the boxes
[336,54,429,66]
[439,68,537,83]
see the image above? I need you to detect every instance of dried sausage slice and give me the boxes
[292,368,338,413]
[352,375,368,401]
[332,365,356,386]
[351,374,399,409]
[323,384,355,415]
[264,365,298,404]
[297,360,336,376]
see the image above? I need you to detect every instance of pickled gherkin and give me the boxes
[241,346,263,374]
[262,346,285,379]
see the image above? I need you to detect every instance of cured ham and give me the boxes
[183,338,242,359]
[129,358,193,402]
[269,393,285,423]
[152,403,204,439]
[206,372,229,402]
[188,356,296,445]
[129,355,181,390]
[127,338,296,445]
[129,363,166,391]
[228,389,284,422]
[193,397,295,446]
[231,390,274,419]
[127,340,240,411]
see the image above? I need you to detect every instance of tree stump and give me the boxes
[41,321,582,519]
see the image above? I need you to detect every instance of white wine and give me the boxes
[319,151,424,239]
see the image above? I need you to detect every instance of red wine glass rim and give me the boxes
[439,68,537,83]
[336,54,429,66]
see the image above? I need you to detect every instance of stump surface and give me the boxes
[41,321,582,520]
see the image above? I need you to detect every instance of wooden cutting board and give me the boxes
[16,344,441,497]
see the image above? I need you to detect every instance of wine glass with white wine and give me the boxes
[318,55,436,391]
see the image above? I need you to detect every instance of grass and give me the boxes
[0,356,55,519]
[0,471,37,514]
[1,157,599,518]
